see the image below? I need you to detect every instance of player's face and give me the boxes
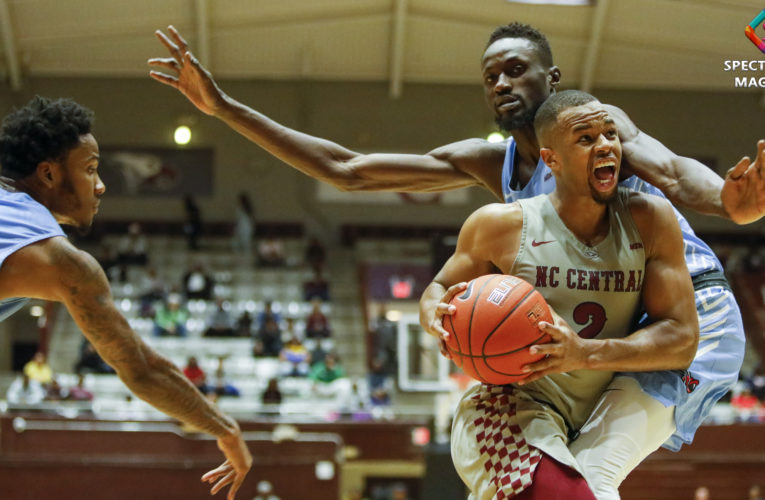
[481,38,558,132]
[52,133,105,229]
[552,103,621,203]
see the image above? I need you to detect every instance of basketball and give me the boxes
[442,274,553,384]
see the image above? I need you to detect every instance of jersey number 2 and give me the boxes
[573,302,607,339]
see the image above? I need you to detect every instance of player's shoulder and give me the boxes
[624,189,674,220]
[467,202,523,233]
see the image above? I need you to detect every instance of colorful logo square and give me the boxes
[745,9,765,53]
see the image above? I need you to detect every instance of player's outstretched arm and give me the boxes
[607,104,765,224]
[149,26,503,197]
[14,238,252,499]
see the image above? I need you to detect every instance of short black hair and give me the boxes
[486,22,554,67]
[534,89,598,140]
[0,96,94,180]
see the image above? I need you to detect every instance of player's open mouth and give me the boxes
[593,160,617,187]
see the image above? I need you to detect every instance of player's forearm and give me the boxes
[213,93,364,188]
[117,350,241,438]
[664,156,728,218]
[583,319,697,372]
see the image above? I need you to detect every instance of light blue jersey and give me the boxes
[500,137,745,450]
[0,182,66,321]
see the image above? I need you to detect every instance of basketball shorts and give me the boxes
[618,283,745,451]
[451,384,583,499]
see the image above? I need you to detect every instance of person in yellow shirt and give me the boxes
[23,351,52,385]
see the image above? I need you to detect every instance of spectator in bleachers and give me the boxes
[23,351,52,386]
[368,304,398,392]
[153,294,188,337]
[137,267,168,318]
[309,339,329,369]
[67,374,94,401]
[182,261,215,301]
[6,373,45,405]
[253,317,282,357]
[204,299,236,337]
[231,191,255,255]
[235,310,254,337]
[75,340,113,374]
[281,316,300,339]
[183,195,202,251]
[211,357,240,397]
[731,385,762,422]
[183,356,209,393]
[305,299,331,339]
[117,222,148,266]
[309,353,345,384]
[279,336,311,377]
[256,301,281,330]
[305,236,326,276]
[45,376,67,401]
[303,268,330,302]
[261,378,283,406]
[257,231,286,267]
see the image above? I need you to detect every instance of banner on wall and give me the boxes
[99,147,214,196]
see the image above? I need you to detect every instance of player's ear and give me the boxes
[547,66,561,93]
[540,148,558,171]
[35,161,60,188]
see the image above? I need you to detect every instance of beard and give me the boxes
[495,101,543,132]
[589,183,618,204]
[59,173,95,234]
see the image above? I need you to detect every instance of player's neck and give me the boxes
[549,192,610,247]
[509,126,541,166]
[11,177,72,226]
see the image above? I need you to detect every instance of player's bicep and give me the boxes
[342,150,477,192]
[51,244,146,368]
[638,199,697,334]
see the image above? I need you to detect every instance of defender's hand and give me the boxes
[202,431,253,499]
[148,25,226,116]
[721,139,765,224]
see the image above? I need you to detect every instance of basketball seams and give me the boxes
[467,275,502,383]
[480,287,536,357]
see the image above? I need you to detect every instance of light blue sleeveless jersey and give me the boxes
[500,137,745,451]
[0,184,66,321]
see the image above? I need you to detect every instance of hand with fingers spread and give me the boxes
[148,25,226,116]
[202,430,253,499]
[721,139,765,224]
[419,281,468,359]
[517,310,592,385]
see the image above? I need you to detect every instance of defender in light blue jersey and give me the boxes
[0,96,251,497]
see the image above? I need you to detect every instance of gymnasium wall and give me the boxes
[0,77,763,236]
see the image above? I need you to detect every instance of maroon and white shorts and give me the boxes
[451,384,583,499]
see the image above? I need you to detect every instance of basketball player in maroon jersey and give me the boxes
[419,90,697,499]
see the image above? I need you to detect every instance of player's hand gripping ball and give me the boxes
[442,274,552,384]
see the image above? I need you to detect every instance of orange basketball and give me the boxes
[442,274,552,384]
